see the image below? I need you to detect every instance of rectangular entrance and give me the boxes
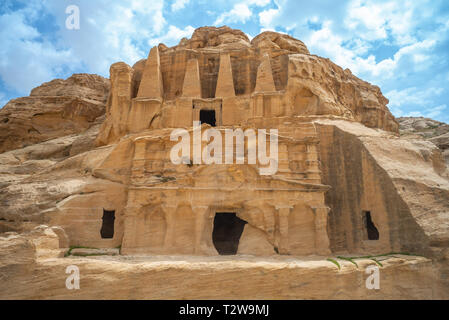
[200,109,216,126]
[101,209,115,239]
[364,211,379,240]
[212,212,247,255]
[192,98,222,126]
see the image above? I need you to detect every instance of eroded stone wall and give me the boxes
[317,122,442,255]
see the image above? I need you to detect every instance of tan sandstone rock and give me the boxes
[0,74,109,153]
[398,116,449,167]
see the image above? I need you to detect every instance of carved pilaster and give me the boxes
[161,204,178,251]
[312,206,331,255]
[192,206,209,254]
[275,205,292,254]
[121,206,140,253]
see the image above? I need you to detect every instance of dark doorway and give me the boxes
[212,212,247,255]
[200,109,216,126]
[101,209,115,239]
[364,211,379,240]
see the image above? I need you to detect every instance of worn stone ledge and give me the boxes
[1,254,444,299]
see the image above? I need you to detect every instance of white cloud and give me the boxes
[386,87,444,108]
[43,0,166,74]
[259,8,279,28]
[304,18,437,83]
[346,1,390,41]
[345,0,419,44]
[402,104,447,119]
[385,87,445,117]
[149,25,195,46]
[0,4,79,94]
[247,0,271,6]
[171,0,190,11]
[213,0,271,26]
[425,104,447,118]
[214,3,253,25]
[0,0,171,94]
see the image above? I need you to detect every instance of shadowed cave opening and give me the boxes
[212,212,247,255]
[101,209,115,239]
[364,211,379,240]
[200,109,216,127]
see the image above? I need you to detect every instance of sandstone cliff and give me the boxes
[0,74,109,154]
[398,117,449,167]
[0,74,110,233]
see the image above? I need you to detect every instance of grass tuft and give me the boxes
[65,245,98,257]
[370,258,383,267]
[327,258,341,270]
[337,256,358,268]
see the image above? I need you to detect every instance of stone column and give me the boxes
[131,139,146,181]
[97,62,133,145]
[192,206,209,254]
[161,204,178,252]
[252,94,264,117]
[275,206,292,254]
[134,139,146,159]
[121,205,139,254]
[262,207,276,244]
[312,206,331,255]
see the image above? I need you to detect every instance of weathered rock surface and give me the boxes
[0,74,109,153]
[398,117,449,167]
[316,119,449,251]
[252,31,310,55]
[177,26,252,50]
[2,256,442,299]
[0,227,445,299]
[316,119,449,292]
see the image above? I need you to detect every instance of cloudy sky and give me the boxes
[1,0,448,122]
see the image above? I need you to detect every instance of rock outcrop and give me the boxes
[0,74,109,153]
[398,117,449,167]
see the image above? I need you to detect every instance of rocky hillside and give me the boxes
[0,74,109,233]
[0,74,109,154]
[398,117,449,167]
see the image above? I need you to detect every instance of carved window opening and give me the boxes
[364,211,379,240]
[101,209,115,239]
[212,212,247,255]
[200,109,216,127]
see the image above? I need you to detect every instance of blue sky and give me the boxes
[0,0,448,123]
